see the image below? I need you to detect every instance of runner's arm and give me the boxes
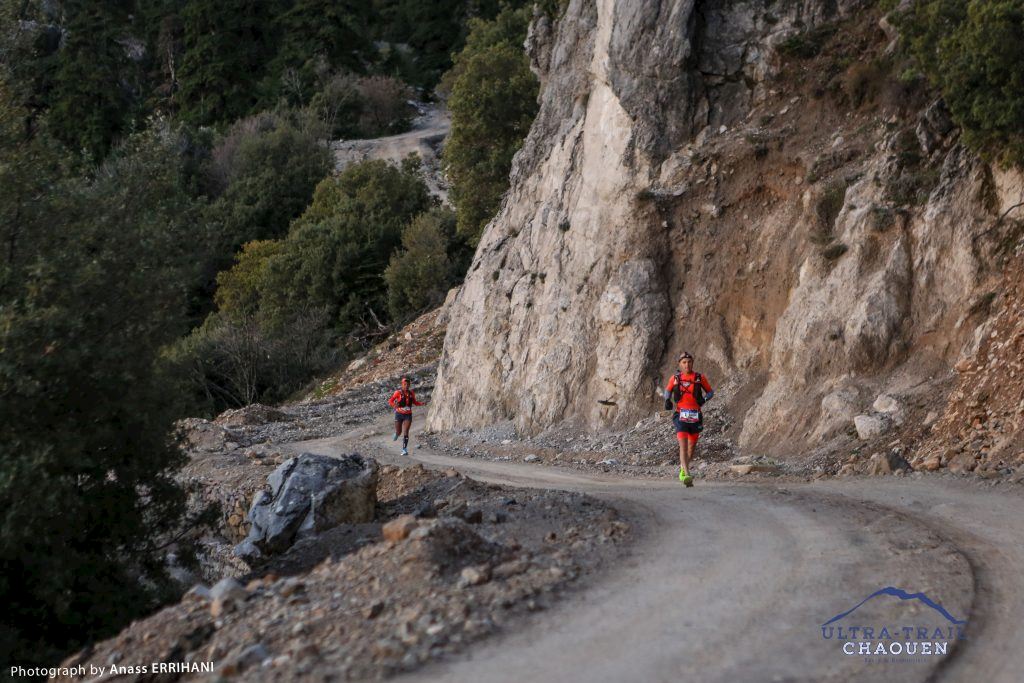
[411,391,425,406]
[388,390,400,409]
[700,374,714,401]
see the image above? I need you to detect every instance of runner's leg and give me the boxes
[682,434,696,473]
[402,416,411,450]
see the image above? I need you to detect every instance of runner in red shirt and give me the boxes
[388,376,424,455]
[665,352,714,486]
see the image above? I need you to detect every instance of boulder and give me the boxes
[865,451,910,475]
[234,453,378,562]
[382,515,419,542]
[947,450,979,474]
[872,394,900,414]
[854,414,890,440]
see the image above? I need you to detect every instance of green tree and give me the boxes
[261,156,433,342]
[46,0,140,158]
[197,113,332,318]
[898,0,1024,165]
[267,0,373,105]
[176,0,280,126]
[0,92,203,666]
[442,6,538,244]
[385,207,457,320]
[213,239,284,319]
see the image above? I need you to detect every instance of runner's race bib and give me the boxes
[679,409,700,423]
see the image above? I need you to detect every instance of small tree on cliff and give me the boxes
[442,6,539,245]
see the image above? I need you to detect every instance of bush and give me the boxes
[170,307,336,410]
[356,75,414,136]
[309,73,366,139]
[842,58,892,108]
[385,207,458,320]
[777,24,837,59]
[197,112,332,316]
[0,105,202,666]
[260,157,434,346]
[442,6,539,245]
[214,240,285,320]
[816,179,849,235]
[897,0,1024,166]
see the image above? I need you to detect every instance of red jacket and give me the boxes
[666,372,712,412]
[389,389,423,415]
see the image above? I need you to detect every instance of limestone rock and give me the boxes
[426,0,1002,461]
[947,451,979,473]
[872,394,900,414]
[854,415,890,440]
[865,451,910,476]
[234,453,378,562]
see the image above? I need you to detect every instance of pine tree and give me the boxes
[267,0,373,104]
[176,0,280,126]
[46,0,137,158]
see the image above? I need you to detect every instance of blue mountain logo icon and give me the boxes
[822,587,966,626]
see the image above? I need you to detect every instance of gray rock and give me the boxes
[234,453,378,561]
[866,451,911,475]
[854,415,890,440]
[234,643,270,670]
[211,577,248,603]
[872,394,900,414]
[185,584,212,601]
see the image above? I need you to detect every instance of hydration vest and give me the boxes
[672,372,705,407]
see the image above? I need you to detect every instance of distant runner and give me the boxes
[388,376,425,456]
[665,352,714,486]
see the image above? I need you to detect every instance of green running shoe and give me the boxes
[678,467,688,482]
[682,474,694,487]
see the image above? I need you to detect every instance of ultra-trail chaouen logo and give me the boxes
[820,586,968,663]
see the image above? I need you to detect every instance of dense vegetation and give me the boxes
[443,5,539,244]
[895,0,1024,166]
[0,94,211,666]
[0,0,537,669]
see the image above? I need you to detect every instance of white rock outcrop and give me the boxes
[428,0,1018,453]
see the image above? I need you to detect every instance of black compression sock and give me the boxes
[403,436,409,448]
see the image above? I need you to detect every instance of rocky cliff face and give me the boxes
[428,0,1024,457]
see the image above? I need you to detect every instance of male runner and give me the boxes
[388,376,424,456]
[665,352,714,486]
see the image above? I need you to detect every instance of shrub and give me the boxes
[385,207,458,320]
[309,73,366,139]
[816,179,849,236]
[214,240,284,320]
[842,58,892,108]
[170,307,336,410]
[260,157,433,346]
[896,0,1024,166]
[356,75,414,136]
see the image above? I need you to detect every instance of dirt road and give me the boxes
[331,103,450,200]
[296,425,1024,683]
